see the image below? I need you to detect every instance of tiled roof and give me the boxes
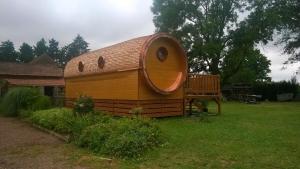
[0,62,63,77]
[5,78,65,86]
[64,35,151,78]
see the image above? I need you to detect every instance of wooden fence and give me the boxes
[184,74,221,114]
[185,74,221,96]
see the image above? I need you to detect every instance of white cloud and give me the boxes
[259,43,300,81]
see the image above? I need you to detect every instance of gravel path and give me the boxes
[0,117,89,169]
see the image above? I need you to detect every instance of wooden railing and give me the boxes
[185,74,221,96]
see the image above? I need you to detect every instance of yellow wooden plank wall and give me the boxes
[65,70,139,100]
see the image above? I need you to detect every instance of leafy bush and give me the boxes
[27,108,164,158]
[31,95,52,111]
[30,108,74,134]
[78,117,163,158]
[73,95,94,116]
[19,109,33,118]
[253,80,299,101]
[0,87,41,116]
[69,113,111,141]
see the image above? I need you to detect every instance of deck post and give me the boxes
[215,98,221,115]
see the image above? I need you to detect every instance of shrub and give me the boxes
[253,80,299,101]
[73,95,94,116]
[0,87,41,116]
[27,108,164,159]
[78,117,163,158]
[19,109,33,118]
[31,95,52,111]
[77,123,111,152]
[104,118,163,158]
[30,108,74,134]
[70,113,112,142]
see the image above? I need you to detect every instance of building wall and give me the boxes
[64,69,184,117]
[65,70,139,100]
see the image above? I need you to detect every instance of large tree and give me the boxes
[67,34,89,58]
[151,0,271,83]
[60,34,89,66]
[34,38,48,57]
[247,0,300,64]
[47,38,60,64]
[0,40,17,62]
[18,43,34,63]
[224,49,271,83]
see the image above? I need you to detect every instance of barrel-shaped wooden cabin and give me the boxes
[64,33,188,117]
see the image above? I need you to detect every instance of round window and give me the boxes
[78,61,84,72]
[156,47,168,62]
[98,56,105,69]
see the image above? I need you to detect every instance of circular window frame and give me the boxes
[78,61,84,72]
[98,56,105,69]
[156,47,168,62]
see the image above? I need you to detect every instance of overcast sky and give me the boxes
[0,0,299,81]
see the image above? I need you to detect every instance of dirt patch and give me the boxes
[0,117,116,169]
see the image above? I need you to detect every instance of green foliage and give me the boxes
[151,0,271,83]
[1,35,89,66]
[248,0,300,63]
[253,79,299,101]
[47,38,60,63]
[19,109,33,118]
[118,102,300,169]
[59,34,90,66]
[34,38,48,57]
[30,108,74,134]
[0,87,41,116]
[78,117,163,158]
[73,95,94,116]
[18,43,34,63]
[69,113,112,141]
[223,49,271,84]
[27,106,163,158]
[0,40,17,62]
[66,35,89,60]
[31,95,52,111]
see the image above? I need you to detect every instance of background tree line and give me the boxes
[152,0,299,84]
[0,34,89,67]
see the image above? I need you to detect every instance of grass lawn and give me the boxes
[117,102,300,169]
[6,102,297,169]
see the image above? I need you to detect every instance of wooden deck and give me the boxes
[184,74,221,115]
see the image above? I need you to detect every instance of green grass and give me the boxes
[119,102,300,169]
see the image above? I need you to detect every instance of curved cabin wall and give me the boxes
[139,36,186,100]
[64,33,187,117]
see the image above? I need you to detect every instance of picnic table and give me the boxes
[243,94,262,103]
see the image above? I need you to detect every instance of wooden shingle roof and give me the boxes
[64,35,150,78]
